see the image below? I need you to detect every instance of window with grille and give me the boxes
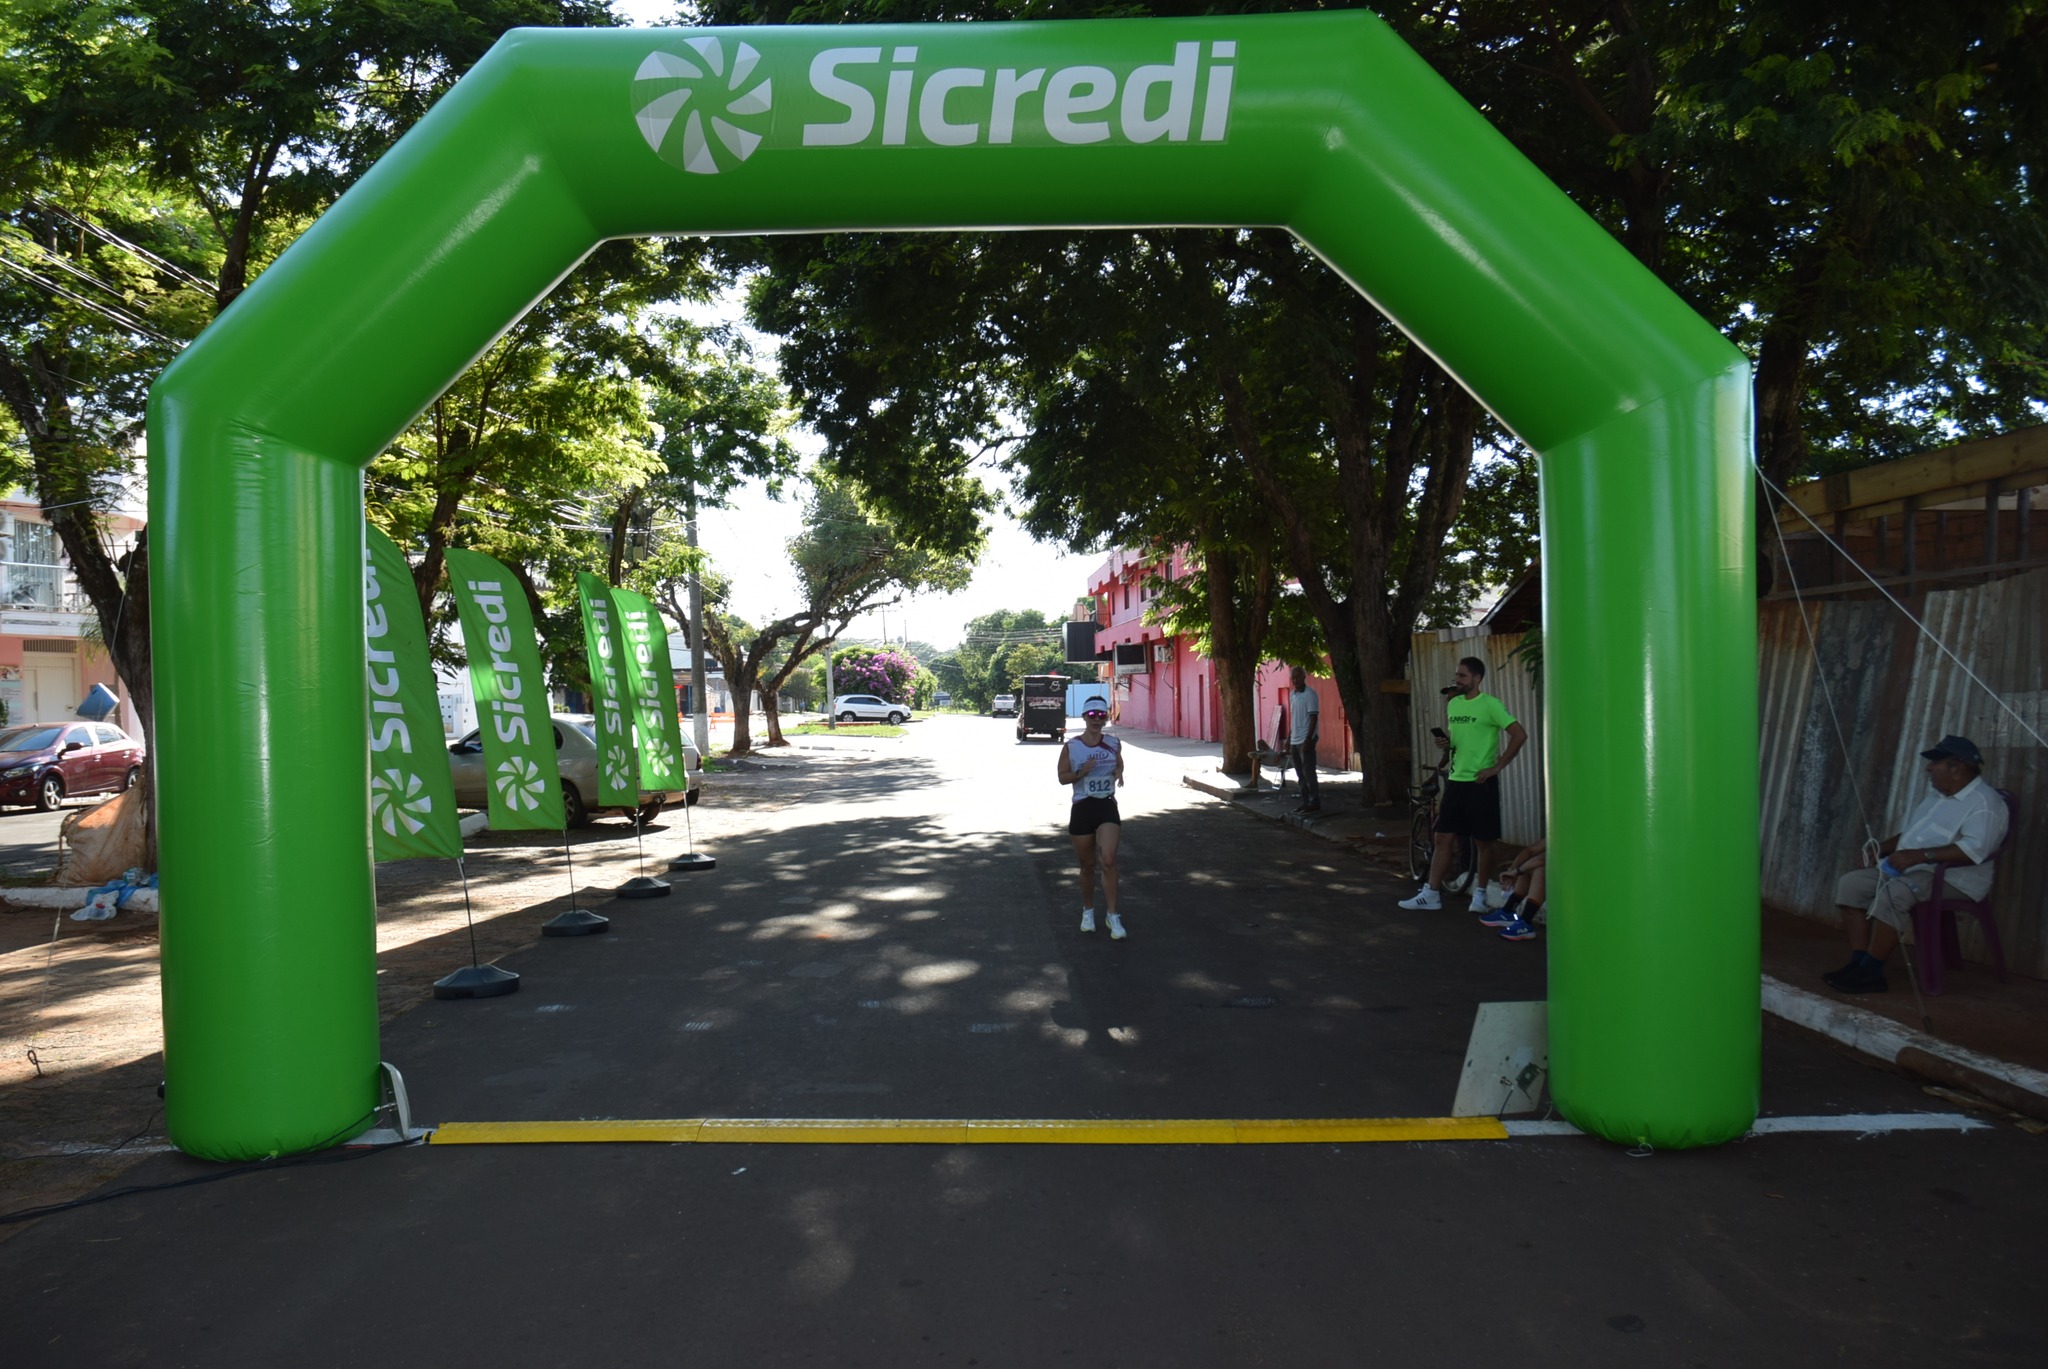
[4,520,61,609]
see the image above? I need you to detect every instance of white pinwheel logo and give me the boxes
[602,742,634,794]
[493,756,546,812]
[371,767,434,837]
[633,37,771,175]
[646,737,677,775]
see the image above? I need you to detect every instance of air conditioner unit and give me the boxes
[1153,643,1172,662]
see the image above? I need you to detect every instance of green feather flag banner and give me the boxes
[364,526,462,861]
[577,572,639,808]
[610,586,688,792]
[445,547,564,831]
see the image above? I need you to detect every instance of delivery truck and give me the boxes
[1015,674,1071,743]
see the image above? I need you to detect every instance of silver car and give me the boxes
[831,693,909,724]
[448,713,700,827]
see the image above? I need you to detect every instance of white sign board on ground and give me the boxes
[1453,1000,1549,1116]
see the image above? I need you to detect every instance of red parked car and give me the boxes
[0,722,146,811]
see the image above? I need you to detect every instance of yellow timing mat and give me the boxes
[428,1116,1509,1146]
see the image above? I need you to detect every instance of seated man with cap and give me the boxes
[1824,734,2008,995]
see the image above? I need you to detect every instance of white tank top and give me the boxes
[1066,734,1121,803]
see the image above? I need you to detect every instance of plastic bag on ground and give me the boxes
[57,786,148,887]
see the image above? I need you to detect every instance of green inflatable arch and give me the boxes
[148,12,1759,1160]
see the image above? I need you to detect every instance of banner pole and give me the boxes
[542,827,609,936]
[432,856,520,998]
[617,809,671,899]
[669,780,716,874]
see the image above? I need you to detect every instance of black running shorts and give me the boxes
[1436,777,1501,842]
[1068,796,1122,836]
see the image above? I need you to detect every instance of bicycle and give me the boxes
[1407,730,1477,894]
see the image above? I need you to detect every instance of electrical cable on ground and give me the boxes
[0,1119,416,1227]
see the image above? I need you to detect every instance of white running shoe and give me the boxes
[1397,887,1443,911]
[1107,913,1127,940]
[1080,909,1097,933]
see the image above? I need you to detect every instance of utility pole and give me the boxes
[685,489,710,759]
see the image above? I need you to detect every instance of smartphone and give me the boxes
[1430,727,1449,742]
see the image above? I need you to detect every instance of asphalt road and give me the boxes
[0,797,103,878]
[1,716,2040,1366]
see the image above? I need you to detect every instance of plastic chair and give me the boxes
[1909,788,2018,996]
[1252,741,1294,794]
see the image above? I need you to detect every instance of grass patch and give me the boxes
[785,722,905,738]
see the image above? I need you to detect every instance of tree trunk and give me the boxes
[724,669,756,755]
[1754,318,1811,495]
[412,406,473,620]
[0,346,161,863]
[607,488,640,587]
[1222,331,1482,806]
[1201,541,1274,775]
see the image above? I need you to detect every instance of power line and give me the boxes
[45,205,217,295]
[0,257,180,345]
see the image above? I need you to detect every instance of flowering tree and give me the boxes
[830,645,918,703]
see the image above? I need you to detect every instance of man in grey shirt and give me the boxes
[1288,665,1321,814]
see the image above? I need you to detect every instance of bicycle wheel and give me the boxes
[1408,808,1434,881]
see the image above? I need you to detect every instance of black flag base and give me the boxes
[667,853,717,873]
[616,876,671,899]
[542,908,610,937]
[434,963,521,999]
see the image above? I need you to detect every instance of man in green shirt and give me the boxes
[1399,655,1527,914]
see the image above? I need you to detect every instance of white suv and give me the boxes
[832,694,909,724]
[990,693,1017,716]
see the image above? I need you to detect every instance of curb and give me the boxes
[1761,976,2048,1117]
[1182,772,1334,837]
[3,885,159,913]
[1184,766,2048,1117]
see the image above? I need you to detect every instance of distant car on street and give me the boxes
[831,694,910,725]
[990,693,1017,717]
[448,713,700,827]
[0,721,145,811]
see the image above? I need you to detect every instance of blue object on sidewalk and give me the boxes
[76,683,120,720]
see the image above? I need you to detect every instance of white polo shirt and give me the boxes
[1894,775,2009,899]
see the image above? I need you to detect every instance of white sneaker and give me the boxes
[1107,913,1127,940]
[1397,887,1443,911]
[1080,909,1097,933]
[1469,892,1490,914]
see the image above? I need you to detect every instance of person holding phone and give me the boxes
[1060,699,1128,939]
[1400,656,1527,913]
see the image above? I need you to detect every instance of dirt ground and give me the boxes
[0,770,776,1236]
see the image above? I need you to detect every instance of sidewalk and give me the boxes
[1123,727,2048,1119]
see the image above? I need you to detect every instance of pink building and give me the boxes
[1084,548,1352,770]
[0,493,144,735]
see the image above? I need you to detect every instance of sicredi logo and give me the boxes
[634,37,773,175]
[634,37,1237,174]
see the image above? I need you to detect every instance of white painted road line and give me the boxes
[1504,1112,1990,1139]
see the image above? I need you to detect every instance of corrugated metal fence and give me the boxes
[1760,568,2046,976]
[1409,630,1545,847]
[1415,569,2046,975]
